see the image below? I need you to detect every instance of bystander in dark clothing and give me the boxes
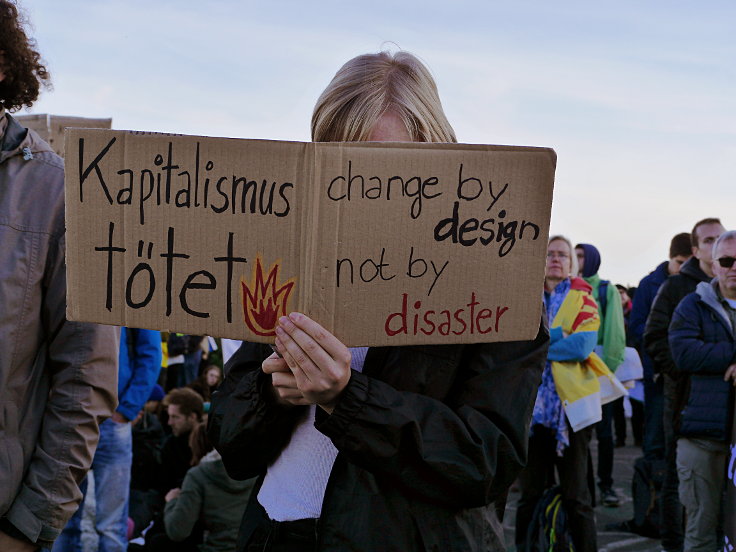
[645,220,724,552]
[166,334,204,391]
[669,276,735,552]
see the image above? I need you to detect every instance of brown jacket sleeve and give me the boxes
[3,234,119,547]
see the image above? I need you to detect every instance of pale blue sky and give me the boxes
[23,0,735,285]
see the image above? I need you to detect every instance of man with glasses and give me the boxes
[644,218,725,552]
[667,230,736,552]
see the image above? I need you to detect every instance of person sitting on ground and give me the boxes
[159,388,204,494]
[164,422,255,552]
[188,364,223,404]
[129,384,167,540]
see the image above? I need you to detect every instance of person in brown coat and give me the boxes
[0,2,118,550]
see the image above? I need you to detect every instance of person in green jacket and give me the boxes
[576,243,626,507]
[164,422,256,552]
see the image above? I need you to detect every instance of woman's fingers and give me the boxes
[276,318,331,381]
[274,313,352,408]
[286,312,351,364]
[262,353,290,375]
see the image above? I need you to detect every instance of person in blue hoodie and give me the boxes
[669,230,736,552]
[629,232,691,459]
[54,328,162,552]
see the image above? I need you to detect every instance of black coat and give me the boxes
[643,256,711,429]
[208,318,548,552]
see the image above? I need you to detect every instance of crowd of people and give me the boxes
[1,2,734,552]
[514,223,735,552]
[46,331,251,552]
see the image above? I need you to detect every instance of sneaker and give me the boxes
[601,487,620,507]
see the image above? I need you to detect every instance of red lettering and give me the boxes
[476,308,493,334]
[466,292,479,334]
[421,310,436,336]
[385,293,408,336]
[383,292,510,339]
[452,308,467,335]
[438,310,451,335]
[495,306,509,332]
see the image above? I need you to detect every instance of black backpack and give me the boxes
[525,486,576,552]
[631,456,665,538]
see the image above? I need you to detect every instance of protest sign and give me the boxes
[15,114,112,157]
[65,129,555,346]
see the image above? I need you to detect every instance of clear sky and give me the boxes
[22,0,735,286]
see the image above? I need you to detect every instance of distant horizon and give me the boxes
[21,0,734,286]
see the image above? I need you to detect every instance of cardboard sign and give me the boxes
[15,114,112,157]
[65,129,555,346]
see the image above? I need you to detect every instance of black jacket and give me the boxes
[208,318,548,552]
[643,257,711,429]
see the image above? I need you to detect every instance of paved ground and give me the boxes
[504,435,662,552]
[79,434,660,551]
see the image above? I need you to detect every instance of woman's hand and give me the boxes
[262,352,311,406]
[165,488,181,502]
[274,312,352,414]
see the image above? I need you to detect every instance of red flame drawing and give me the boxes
[241,256,296,336]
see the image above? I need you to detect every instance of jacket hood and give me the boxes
[576,243,601,278]
[651,261,670,284]
[680,256,710,283]
[0,113,55,164]
[198,449,253,492]
[695,280,733,333]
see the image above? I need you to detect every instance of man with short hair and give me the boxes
[667,230,736,552]
[143,388,205,550]
[629,232,692,460]
[645,218,726,552]
[0,3,119,551]
[161,387,204,493]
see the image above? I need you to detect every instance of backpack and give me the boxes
[630,456,665,538]
[525,486,576,552]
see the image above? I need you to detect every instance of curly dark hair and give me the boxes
[0,0,51,111]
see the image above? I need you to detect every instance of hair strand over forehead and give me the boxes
[311,51,456,144]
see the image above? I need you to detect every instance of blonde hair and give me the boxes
[311,51,456,144]
[548,235,578,278]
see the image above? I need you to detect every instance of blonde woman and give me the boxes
[209,51,549,552]
[516,235,622,552]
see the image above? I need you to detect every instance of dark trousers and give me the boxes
[661,376,684,552]
[595,401,614,490]
[630,398,644,446]
[643,376,665,459]
[613,397,627,445]
[516,425,597,552]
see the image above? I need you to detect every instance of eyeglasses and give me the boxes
[716,257,736,269]
[547,251,569,259]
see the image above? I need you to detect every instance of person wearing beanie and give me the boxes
[575,243,626,507]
